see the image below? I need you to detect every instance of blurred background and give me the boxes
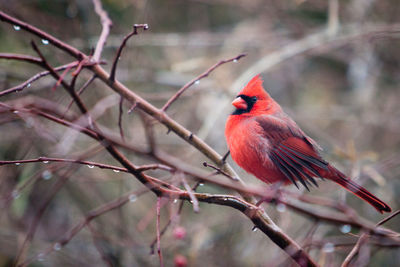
[0,0,399,266]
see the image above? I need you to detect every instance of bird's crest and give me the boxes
[238,74,270,100]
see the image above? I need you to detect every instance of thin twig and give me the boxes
[149,191,188,254]
[20,187,151,267]
[50,64,73,91]
[377,209,400,226]
[87,223,114,267]
[109,24,148,82]
[0,62,77,97]
[128,101,138,113]
[140,112,156,152]
[70,59,87,90]
[203,161,237,181]
[63,74,97,116]
[0,53,42,64]
[180,174,200,213]
[341,233,369,267]
[341,210,400,266]
[118,96,125,142]
[156,197,164,267]
[0,157,175,174]
[327,0,339,36]
[221,150,230,163]
[30,41,89,116]
[161,53,246,111]
[92,0,112,61]
[302,220,320,253]
[15,168,74,266]
[0,60,102,97]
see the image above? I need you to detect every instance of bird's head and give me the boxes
[231,74,277,115]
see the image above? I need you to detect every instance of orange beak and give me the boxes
[232,97,247,110]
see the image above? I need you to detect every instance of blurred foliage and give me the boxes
[0,0,400,266]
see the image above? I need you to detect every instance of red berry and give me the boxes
[173,226,186,240]
[174,254,187,267]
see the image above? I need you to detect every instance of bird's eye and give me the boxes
[251,96,257,102]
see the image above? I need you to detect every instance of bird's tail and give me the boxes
[326,166,391,213]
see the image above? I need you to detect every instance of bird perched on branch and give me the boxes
[225,75,391,213]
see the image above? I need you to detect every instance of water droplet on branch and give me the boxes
[12,190,20,199]
[41,39,49,45]
[129,194,137,202]
[322,242,335,253]
[37,253,45,261]
[87,165,94,169]
[276,203,286,213]
[13,25,21,31]
[53,243,62,251]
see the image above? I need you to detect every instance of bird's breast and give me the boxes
[225,116,285,184]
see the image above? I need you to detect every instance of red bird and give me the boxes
[225,75,391,213]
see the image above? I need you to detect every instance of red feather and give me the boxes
[225,75,391,213]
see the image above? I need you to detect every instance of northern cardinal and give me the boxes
[225,75,391,213]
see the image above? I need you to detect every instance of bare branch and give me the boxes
[0,157,176,175]
[20,187,151,266]
[342,210,400,266]
[156,197,165,267]
[109,24,148,82]
[0,53,42,64]
[327,0,339,36]
[149,183,199,254]
[0,61,78,97]
[161,53,246,111]
[180,173,200,213]
[377,209,400,226]
[341,233,369,267]
[63,74,97,116]
[92,0,113,61]
[70,59,87,89]
[0,11,84,59]
[15,168,74,265]
[118,96,125,142]
[203,161,237,181]
[50,64,73,91]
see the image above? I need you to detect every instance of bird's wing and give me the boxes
[255,115,328,190]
